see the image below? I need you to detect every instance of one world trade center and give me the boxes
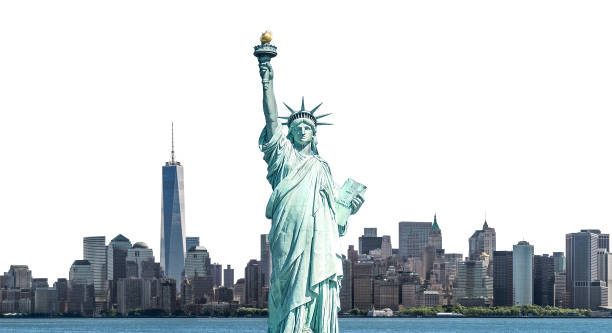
[161,123,186,290]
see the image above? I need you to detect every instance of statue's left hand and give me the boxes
[350,194,365,215]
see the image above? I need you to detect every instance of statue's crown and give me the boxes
[280,97,332,127]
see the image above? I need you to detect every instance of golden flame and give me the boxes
[260,31,272,43]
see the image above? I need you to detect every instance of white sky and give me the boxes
[1,1,611,283]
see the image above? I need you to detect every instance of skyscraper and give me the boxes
[513,241,534,306]
[126,242,155,278]
[107,234,131,305]
[566,230,608,309]
[359,228,382,255]
[398,221,432,260]
[161,123,186,289]
[83,236,107,310]
[184,246,210,279]
[493,251,513,306]
[534,254,554,306]
[260,234,271,287]
[468,220,496,260]
[186,237,200,252]
[223,265,234,288]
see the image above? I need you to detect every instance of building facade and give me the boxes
[398,222,432,260]
[513,241,533,306]
[493,251,513,306]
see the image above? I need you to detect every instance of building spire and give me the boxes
[171,122,175,164]
[432,213,441,232]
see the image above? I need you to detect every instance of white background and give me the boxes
[1,1,611,283]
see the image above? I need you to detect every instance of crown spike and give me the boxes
[283,102,296,114]
[310,102,323,114]
[315,113,332,119]
[317,122,333,126]
[300,96,305,111]
[278,116,290,119]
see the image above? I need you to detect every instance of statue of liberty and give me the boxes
[254,32,365,333]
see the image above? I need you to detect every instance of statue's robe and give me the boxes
[260,124,346,333]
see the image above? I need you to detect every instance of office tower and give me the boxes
[34,288,58,314]
[223,265,234,288]
[186,237,200,251]
[359,228,382,255]
[399,221,432,260]
[534,254,554,306]
[244,260,262,308]
[452,260,493,306]
[107,234,131,280]
[468,220,496,260]
[107,234,132,305]
[566,230,608,309]
[161,124,186,290]
[7,265,32,289]
[347,245,358,263]
[373,278,399,310]
[339,257,352,311]
[210,263,222,287]
[126,242,155,278]
[184,246,210,279]
[54,278,69,313]
[160,278,177,313]
[429,214,442,249]
[352,262,374,310]
[32,278,48,289]
[234,278,246,304]
[553,252,565,273]
[596,249,608,282]
[423,216,443,282]
[443,253,463,286]
[68,260,95,316]
[513,241,534,306]
[608,253,612,307]
[381,236,392,258]
[83,236,107,309]
[581,229,610,251]
[260,234,272,287]
[493,251,513,306]
[554,271,567,308]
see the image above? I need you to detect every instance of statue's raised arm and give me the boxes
[259,61,278,138]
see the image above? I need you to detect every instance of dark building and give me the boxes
[398,222,432,260]
[552,252,565,273]
[245,260,263,308]
[566,230,608,309]
[107,234,131,306]
[359,228,383,255]
[339,256,353,312]
[223,265,234,288]
[533,254,555,306]
[260,234,272,288]
[210,263,222,288]
[373,278,399,310]
[493,251,513,306]
[347,245,358,263]
[352,262,374,310]
[53,278,69,313]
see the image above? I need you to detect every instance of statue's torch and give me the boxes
[253,31,277,63]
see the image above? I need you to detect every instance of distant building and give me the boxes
[552,252,565,273]
[7,265,32,289]
[54,278,69,313]
[347,245,358,263]
[534,254,555,306]
[566,230,608,309]
[107,234,132,305]
[210,263,222,288]
[186,237,200,252]
[161,126,186,291]
[452,260,493,306]
[244,260,262,308]
[493,251,513,306]
[184,246,210,280]
[126,242,155,278]
[398,222,432,260]
[260,234,272,287]
[68,259,95,316]
[352,262,374,310]
[83,236,107,310]
[233,278,246,305]
[373,278,399,310]
[339,257,352,311]
[554,271,567,308]
[468,221,496,262]
[423,290,441,307]
[34,288,58,314]
[223,265,234,288]
[359,228,383,255]
[513,241,534,306]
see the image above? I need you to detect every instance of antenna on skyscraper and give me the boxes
[171,122,175,164]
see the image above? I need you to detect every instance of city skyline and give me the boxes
[2,1,612,284]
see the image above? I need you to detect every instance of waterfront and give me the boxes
[0,318,611,332]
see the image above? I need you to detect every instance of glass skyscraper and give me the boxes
[161,124,186,290]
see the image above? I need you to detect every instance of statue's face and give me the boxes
[290,121,314,146]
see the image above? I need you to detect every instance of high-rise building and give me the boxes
[184,246,210,279]
[339,256,352,311]
[223,265,234,288]
[352,262,374,310]
[68,260,95,316]
[534,254,554,306]
[244,260,262,308]
[69,260,94,284]
[7,265,32,289]
[373,278,399,310]
[381,236,392,259]
[552,252,565,273]
[359,228,383,255]
[34,288,58,314]
[347,245,358,263]
[493,251,513,306]
[210,263,222,287]
[452,260,493,306]
[398,221,432,260]
[513,241,534,306]
[608,253,612,307]
[83,236,107,309]
[566,230,608,309]
[468,220,496,261]
[126,242,155,278]
[186,237,200,252]
[554,271,567,308]
[54,278,69,313]
[260,234,271,287]
[107,234,132,305]
[161,124,186,290]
